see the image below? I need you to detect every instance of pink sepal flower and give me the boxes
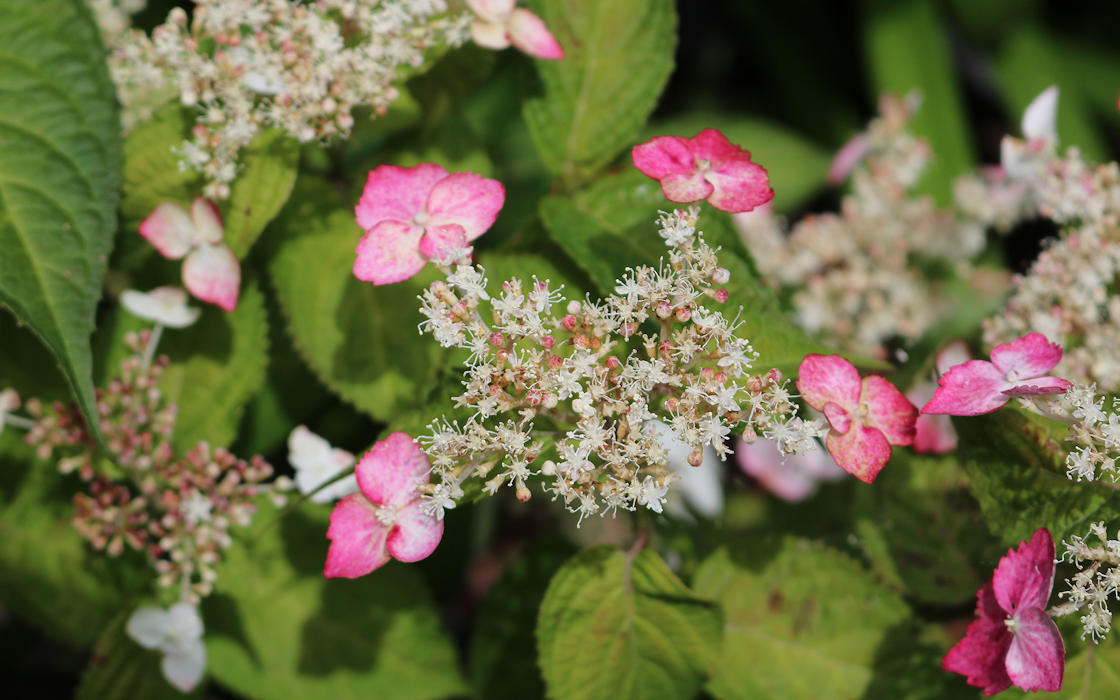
[909,341,970,454]
[921,333,1072,417]
[353,163,505,285]
[796,354,917,483]
[736,437,846,502]
[466,0,564,60]
[139,198,240,311]
[631,129,774,213]
[943,528,1064,696]
[323,432,443,579]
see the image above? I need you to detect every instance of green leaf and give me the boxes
[223,129,299,258]
[1052,637,1120,699]
[861,0,974,203]
[694,537,914,700]
[536,546,721,700]
[523,0,677,185]
[0,0,123,443]
[76,613,196,700]
[205,503,466,699]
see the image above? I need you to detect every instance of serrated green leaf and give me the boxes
[536,546,721,700]
[223,129,299,258]
[76,613,196,700]
[523,0,676,185]
[694,537,913,700]
[205,503,466,699]
[0,0,122,443]
[1052,637,1120,699]
[120,103,202,235]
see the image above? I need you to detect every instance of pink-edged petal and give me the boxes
[386,502,444,563]
[825,423,892,484]
[323,493,390,579]
[353,220,425,285]
[1006,607,1064,693]
[989,332,1064,379]
[704,157,774,213]
[190,197,225,244]
[661,171,714,203]
[795,354,861,414]
[942,582,1014,697]
[631,135,698,180]
[1002,376,1072,397]
[508,8,565,60]
[419,224,468,261]
[861,375,918,446]
[993,528,1056,613]
[354,432,430,509]
[466,0,514,23]
[912,414,958,454]
[921,360,1012,416]
[822,402,851,434]
[828,133,870,185]
[355,163,449,231]
[139,202,195,259]
[688,128,747,163]
[182,242,240,312]
[470,19,511,49]
[425,172,505,241]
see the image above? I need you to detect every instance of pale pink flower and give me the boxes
[827,132,871,185]
[796,354,917,483]
[126,602,207,692]
[353,163,505,285]
[909,341,970,454]
[942,528,1064,696]
[736,437,845,502]
[324,432,443,578]
[631,129,774,213]
[1001,85,1059,179]
[921,333,1072,416]
[466,0,564,60]
[139,198,240,311]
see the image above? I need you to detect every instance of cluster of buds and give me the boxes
[108,0,471,197]
[1054,522,1120,642]
[737,94,985,358]
[416,207,823,524]
[1060,384,1120,482]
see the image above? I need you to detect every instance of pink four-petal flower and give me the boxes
[324,432,444,579]
[139,198,241,311]
[353,163,505,285]
[631,129,774,213]
[796,354,917,483]
[466,0,565,60]
[942,527,1065,696]
[921,333,1072,417]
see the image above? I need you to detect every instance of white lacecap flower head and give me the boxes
[287,426,358,504]
[126,602,206,692]
[120,287,201,328]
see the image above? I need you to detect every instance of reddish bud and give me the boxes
[674,307,692,322]
[562,314,578,331]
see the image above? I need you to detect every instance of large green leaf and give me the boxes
[205,503,466,699]
[222,129,299,258]
[1052,637,1120,699]
[523,0,676,186]
[536,546,721,700]
[694,537,914,700]
[0,0,122,442]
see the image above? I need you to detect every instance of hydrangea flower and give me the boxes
[466,0,564,60]
[796,354,917,483]
[120,286,201,328]
[1001,85,1058,179]
[353,163,505,285]
[631,129,774,213]
[287,426,358,504]
[139,198,240,311]
[736,436,845,502]
[126,602,207,692]
[942,528,1065,695]
[908,341,970,454]
[921,333,1072,416]
[324,432,443,578]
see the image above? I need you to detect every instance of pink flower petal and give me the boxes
[139,202,195,259]
[470,19,511,49]
[355,432,430,509]
[631,135,698,180]
[921,360,1012,416]
[736,438,844,502]
[1005,607,1064,693]
[861,375,917,446]
[425,172,506,241]
[688,128,746,163]
[912,413,958,454]
[822,402,851,434]
[509,8,565,60]
[324,493,390,579]
[386,502,444,563]
[466,0,514,23]
[942,582,1014,696]
[355,163,448,231]
[182,242,240,312]
[190,197,225,244]
[828,133,870,185]
[661,171,715,203]
[353,220,425,285]
[1002,376,1072,397]
[796,354,861,414]
[704,157,774,213]
[989,333,1063,379]
[825,423,892,483]
[418,224,468,261]
[992,528,1056,614]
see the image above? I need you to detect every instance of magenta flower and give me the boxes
[631,129,774,213]
[353,163,505,285]
[943,528,1064,696]
[139,198,240,311]
[323,432,443,579]
[466,0,564,60]
[796,354,917,483]
[921,333,1072,417]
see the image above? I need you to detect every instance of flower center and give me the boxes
[696,158,712,173]
[413,210,430,226]
[1005,370,1022,382]
[373,504,397,527]
[1004,615,1019,634]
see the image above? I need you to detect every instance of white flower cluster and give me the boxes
[738,94,985,358]
[1061,384,1120,482]
[1056,522,1120,643]
[108,0,471,198]
[416,207,824,524]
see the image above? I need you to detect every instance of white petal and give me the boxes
[165,602,204,644]
[120,287,201,328]
[161,640,207,692]
[126,606,171,649]
[1021,85,1059,144]
[190,197,225,245]
[470,19,511,50]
